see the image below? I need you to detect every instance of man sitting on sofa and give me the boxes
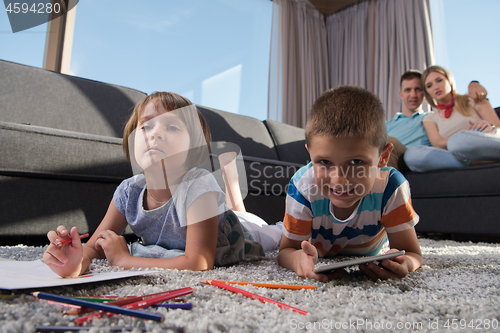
[386,70,487,169]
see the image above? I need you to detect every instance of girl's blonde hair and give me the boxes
[422,65,473,117]
[123,92,211,169]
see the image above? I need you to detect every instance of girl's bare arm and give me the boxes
[100,191,219,271]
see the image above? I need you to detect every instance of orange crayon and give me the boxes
[201,280,315,290]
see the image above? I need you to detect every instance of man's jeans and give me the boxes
[404,130,500,172]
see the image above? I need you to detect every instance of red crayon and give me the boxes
[66,287,193,316]
[56,233,89,246]
[205,279,307,315]
[74,287,194,325]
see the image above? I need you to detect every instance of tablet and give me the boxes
[313,250,405,274]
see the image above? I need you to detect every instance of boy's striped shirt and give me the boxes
[283,163,418,256]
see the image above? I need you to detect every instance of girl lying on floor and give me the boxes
[43,92,282,277]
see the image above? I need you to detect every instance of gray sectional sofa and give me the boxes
[0,59,308,245]
[404,157,500,239]
[1,59,499,245]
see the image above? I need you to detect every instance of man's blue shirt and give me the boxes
[386,112,431,147]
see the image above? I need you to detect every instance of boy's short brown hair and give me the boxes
[305,85,387,152]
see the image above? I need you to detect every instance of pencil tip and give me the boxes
[31,291,39,297]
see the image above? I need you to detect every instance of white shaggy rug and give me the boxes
[1,237,499,333]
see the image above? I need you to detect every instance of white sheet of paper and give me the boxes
[0,259,160,290]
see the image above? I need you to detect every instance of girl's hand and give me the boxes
[43,226,84,277]
[94,230,131,267]
[468,120,495,133]
[358,249,408,281]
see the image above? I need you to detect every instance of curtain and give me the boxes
[327,0,435,119]
[268,0,329,128]
[269,0,435,123]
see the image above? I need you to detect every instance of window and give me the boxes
[430,0,499,108]
[0,15,47,68]
[69,0,273,119]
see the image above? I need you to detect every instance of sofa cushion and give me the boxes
[0,122,132,181]
[263,119,309,164]
[412,196,500,236]
[403,163,500,198]
[0,59,146,137]
[197,105,280,161]
[0,174,122,236]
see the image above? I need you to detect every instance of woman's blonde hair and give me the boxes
[422,65,473,117]
[123,92,211,170]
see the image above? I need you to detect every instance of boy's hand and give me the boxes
[294,241,326,281]
[358,248,409,280]
[295,241,346,282]
[94,230,131,267]
[278,240,346,282]
[43,226,84,278]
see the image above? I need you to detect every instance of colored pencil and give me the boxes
[205,280,308,315]
[154,303,193,310]
[32,292,164,323]
[73,296,133,303]
[47,300,80,309]
[34,326,185,333]
[55,233,89,246]
[74,287,194,326]
[201,280,315,290]
[35,327,149,333]
[76,295,131,299]
[65,287,192,315]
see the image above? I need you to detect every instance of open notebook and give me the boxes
[0,259,159,290]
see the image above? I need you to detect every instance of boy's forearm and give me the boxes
[277,247,302,272]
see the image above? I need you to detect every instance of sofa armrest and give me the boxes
[0,122,132,181]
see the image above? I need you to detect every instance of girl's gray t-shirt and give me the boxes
[113,167,228,251]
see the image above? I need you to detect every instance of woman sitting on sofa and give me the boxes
[404,65,500,172]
